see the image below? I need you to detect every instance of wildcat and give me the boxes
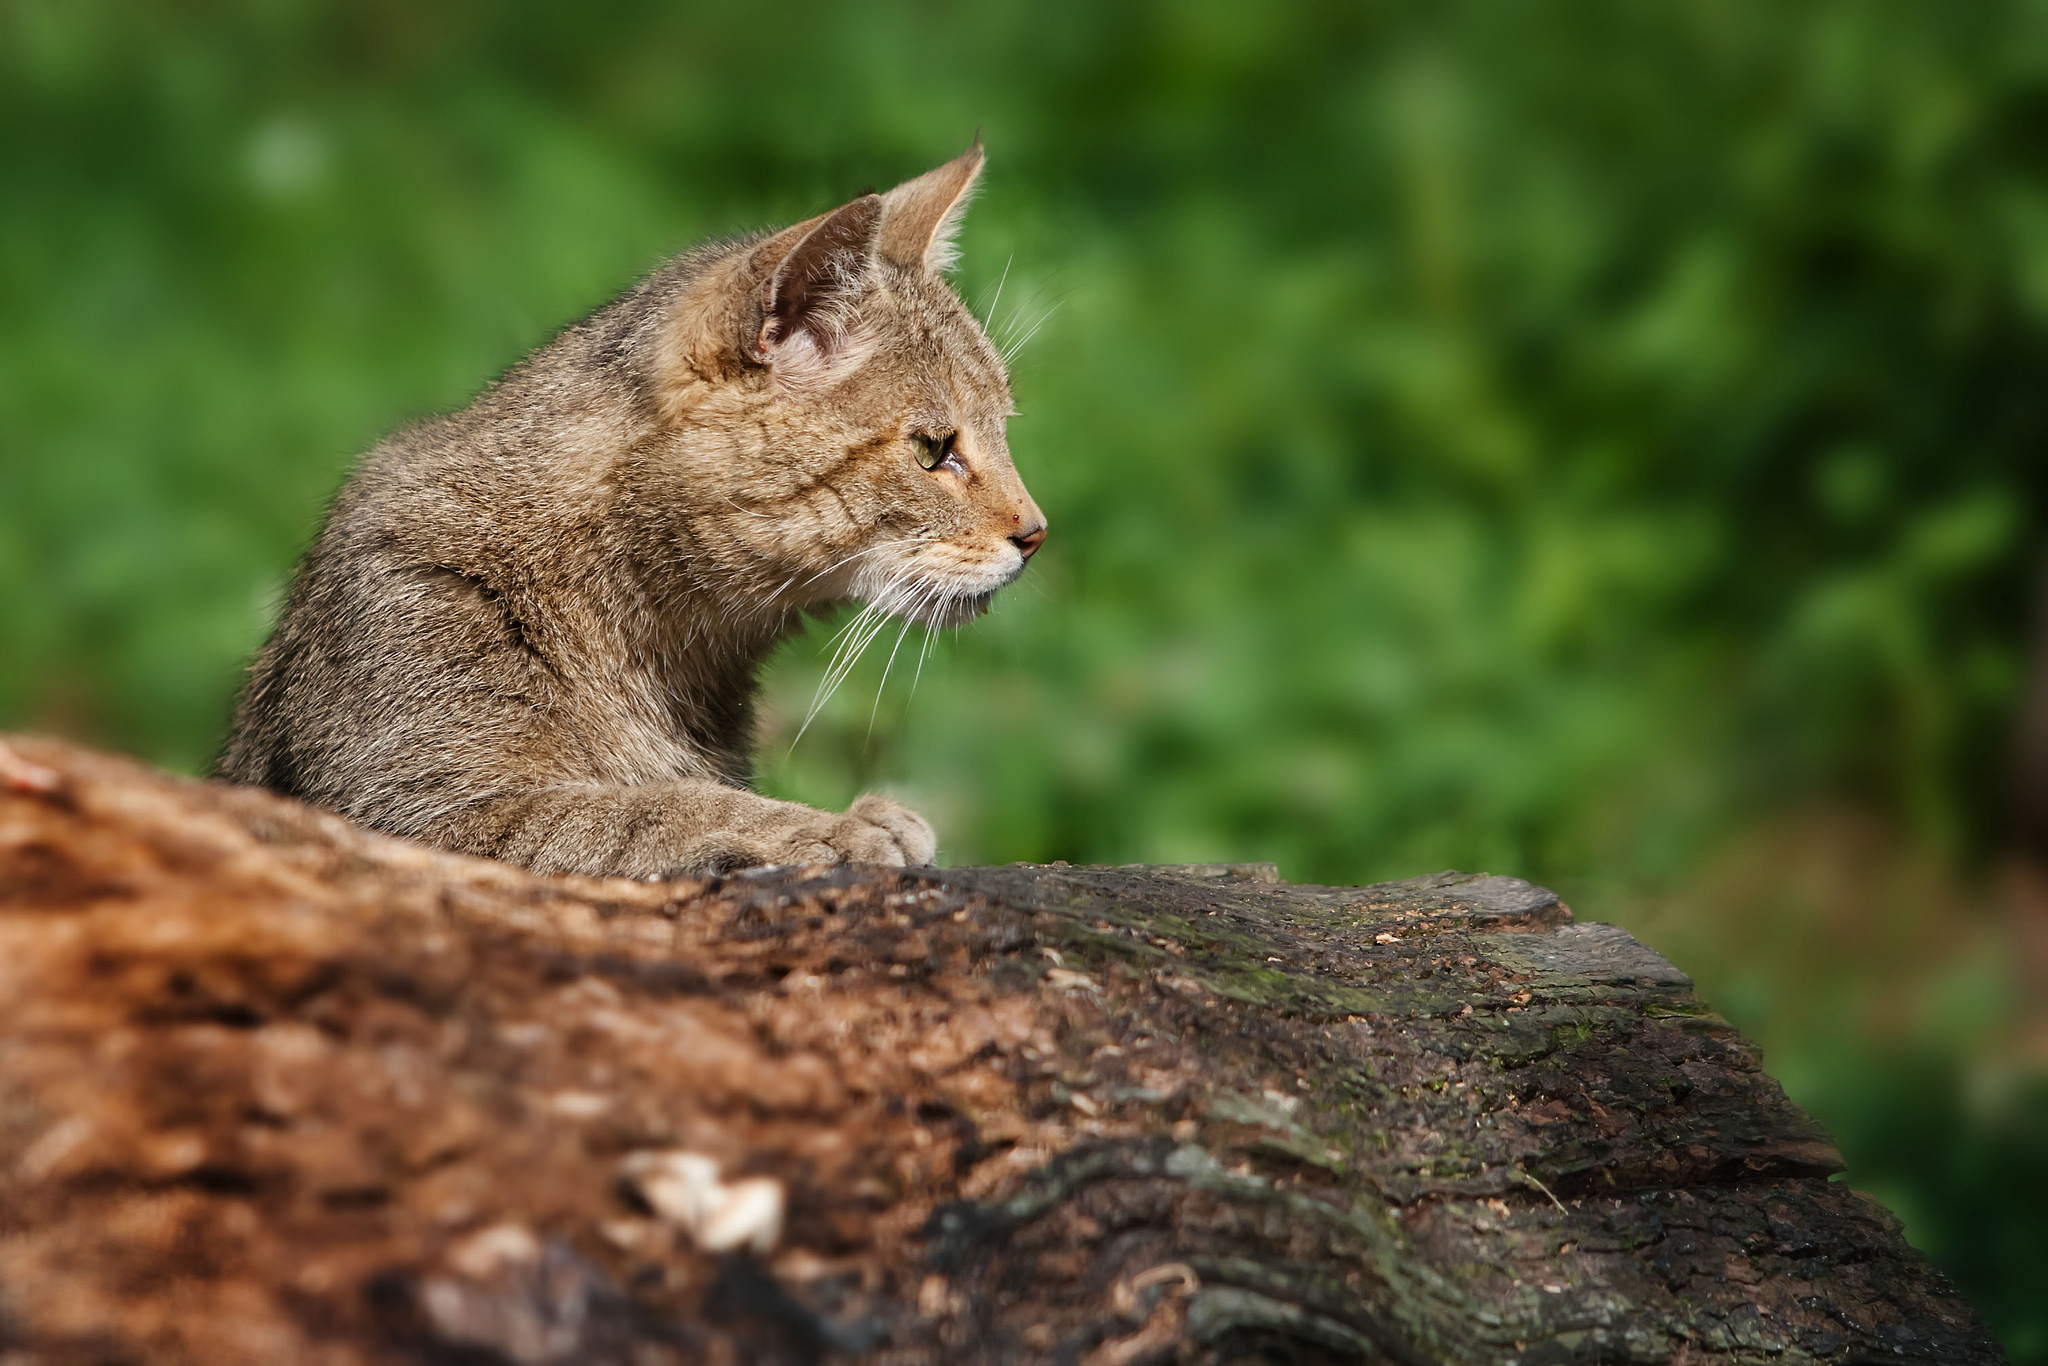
[216,144,1045,878]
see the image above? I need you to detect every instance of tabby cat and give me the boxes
[217,144,1045,878]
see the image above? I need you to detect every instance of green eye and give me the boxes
[912,432,955,471]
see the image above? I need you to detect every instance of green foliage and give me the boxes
[4,0,2046,1352]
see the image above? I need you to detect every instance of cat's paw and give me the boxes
[770,794,934,867]
[846,793,937,865]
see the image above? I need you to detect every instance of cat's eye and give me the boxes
[912,432,957,471]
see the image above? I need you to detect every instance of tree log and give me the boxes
[0,737,2004,1364]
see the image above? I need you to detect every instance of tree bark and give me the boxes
[0,737,2004,1365]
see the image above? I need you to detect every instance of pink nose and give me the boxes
[1010,523,1047,561]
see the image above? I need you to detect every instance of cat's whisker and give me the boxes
[867,616,919,742]
[909,624,937,705]
[795,557,926,747]
[817,596,892,697]
[836,602,901,693]
[831,598,897,684]
[978,254,1013,331]
[822,601,878,652]
[994,269,1071,361]
[907,579,960,696]
[803,534,940,599]
[1000,299,1063,365]
[793,605,879,750]
[809,629,865,715]
[812,618,868,681]
[860,573,962,737]
[994,278,1045,349]
[828,560,916,640]
[806,539,906,596]
[809,547,876,588]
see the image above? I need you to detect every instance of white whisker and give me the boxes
[804,535,932,594]
[796,559,920,745]
[980,254,1013,332]
[822,601,878,652]
[800,600,885,729]
[1001,299,1063,365]
[906,582,954,705]
[867,616,918,742]
[995,279,1047,349]
[910,625,936,703]
[788,538,990,753]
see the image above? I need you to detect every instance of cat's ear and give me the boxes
[751,193,884,384]
[878,141,984,274]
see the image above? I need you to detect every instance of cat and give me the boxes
[216,143,1045,879]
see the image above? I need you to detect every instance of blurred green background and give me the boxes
[5,0,2047,1351]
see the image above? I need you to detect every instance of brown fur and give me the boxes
[217,145,1045,878]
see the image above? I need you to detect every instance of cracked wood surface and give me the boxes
[0,736,2004,1365]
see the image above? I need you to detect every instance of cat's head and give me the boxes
[658,144,1045,633]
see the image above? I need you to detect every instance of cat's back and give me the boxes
[215,298,662,802]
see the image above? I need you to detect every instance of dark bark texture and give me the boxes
[0,737,2004,1365]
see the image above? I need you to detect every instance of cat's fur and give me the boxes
[217,145,1045,878]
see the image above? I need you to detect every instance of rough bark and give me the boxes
[0,736,2004,1365]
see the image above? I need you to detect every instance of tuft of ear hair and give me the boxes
[743,142,984,389]
[752,194,884,388]
[878,140,984,275]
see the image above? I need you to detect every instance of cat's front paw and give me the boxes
[845,793,937,865]
[772,793,934,867]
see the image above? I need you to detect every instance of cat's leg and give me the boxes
[423,780,935,879]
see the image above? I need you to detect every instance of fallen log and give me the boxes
[0,736,2004,1364]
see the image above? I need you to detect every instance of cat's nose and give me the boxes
[1010,522,1047,561]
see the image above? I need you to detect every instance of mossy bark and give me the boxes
[0,738,2003,1364]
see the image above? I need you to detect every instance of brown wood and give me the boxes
[0,737,2004,1364]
